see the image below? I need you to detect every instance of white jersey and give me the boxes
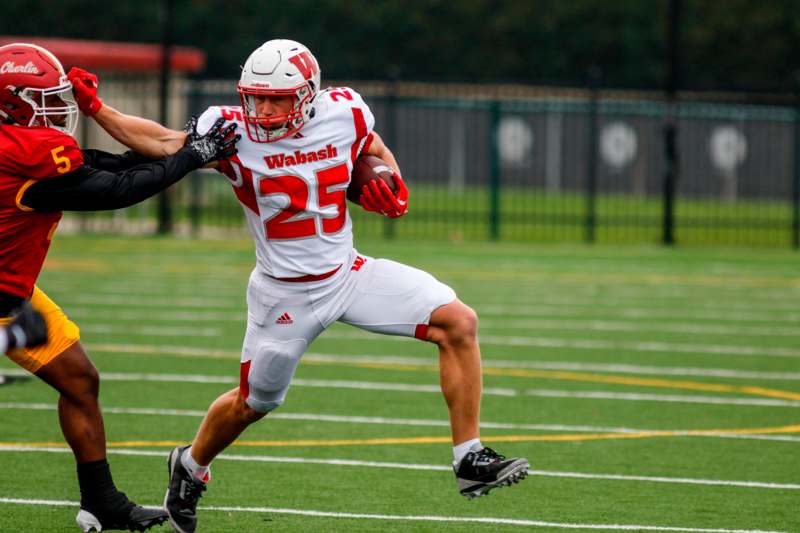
[197,87,375,278]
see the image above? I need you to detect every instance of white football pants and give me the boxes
[240,249,456,412]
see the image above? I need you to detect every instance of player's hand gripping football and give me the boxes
[360,173,409,218]
[6,301,47,350]
[67,67,103,117]
[183,116,240,166]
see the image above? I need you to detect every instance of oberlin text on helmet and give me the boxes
[0,61,39,74]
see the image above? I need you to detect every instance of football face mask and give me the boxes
[238,86,311,143]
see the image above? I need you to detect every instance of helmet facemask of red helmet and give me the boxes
[0,43,79,135]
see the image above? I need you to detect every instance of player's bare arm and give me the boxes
[68,67,221,169]
[363,131,401,177]
[93,104,186,159]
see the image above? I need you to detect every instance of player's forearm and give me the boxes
[22,148,203,212]
[93,104,187,159]
[364,132,401,177]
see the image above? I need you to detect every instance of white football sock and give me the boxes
[181,446,211,482]
[453,438,482,465]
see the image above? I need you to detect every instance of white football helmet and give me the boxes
[237,39,321,143]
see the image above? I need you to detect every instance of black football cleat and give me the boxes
[164,446,207,533]
[76,499,168,532]
[454,447,529,499]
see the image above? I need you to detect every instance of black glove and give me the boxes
[182,116,240,165]
[6,301,47,350]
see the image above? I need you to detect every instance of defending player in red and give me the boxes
[0,42,238,532]
[70,40,529,533]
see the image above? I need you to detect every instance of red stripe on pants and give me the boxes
[239,360,252,401]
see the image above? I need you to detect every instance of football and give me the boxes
[347,155,396,204]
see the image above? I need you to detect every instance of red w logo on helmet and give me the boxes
[288,52,318,81]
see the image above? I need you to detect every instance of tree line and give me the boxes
[4,0,797,92]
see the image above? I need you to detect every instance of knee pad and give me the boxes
[242,338,307,413]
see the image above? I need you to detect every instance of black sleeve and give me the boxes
[81,149,155,172]
[21,147,203,212]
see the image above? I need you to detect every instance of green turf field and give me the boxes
[1,235,798,532]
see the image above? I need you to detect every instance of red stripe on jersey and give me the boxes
[362,132,374,155]
[239,360,252,401]
[218,155,259,215]
[414,324,429,341]
[349,108,369,165]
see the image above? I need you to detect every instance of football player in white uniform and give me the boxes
[69,39,529,533]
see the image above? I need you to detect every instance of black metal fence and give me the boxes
[66,80,800,247]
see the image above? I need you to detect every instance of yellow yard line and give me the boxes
[3,423,799,449]
[344,360,800,402]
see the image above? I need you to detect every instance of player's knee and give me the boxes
[244,395,284,414]
[234,391,270,421]
[242,339,307,415]
[443,304,478,346]
[62,352,100,400]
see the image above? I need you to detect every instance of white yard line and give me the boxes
[0,498,792,532]
[6,370,800,406]
[81,324,221,337]
[524,389,800,407]
[321,330,800,359]
[0,449,798,492]
[73,327,800,359]
[478,319,800,338]
[2,401,799,445]
[476,304,800,324]
[65,308,800,338]
[76,344,800,382]
[54,294,800,323]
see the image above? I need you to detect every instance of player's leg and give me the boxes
[4,288,167,531]
[425,299,482,445]
[339,258,528,498]
[165,275,323,533]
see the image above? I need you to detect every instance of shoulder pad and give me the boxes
[0,126,83,179]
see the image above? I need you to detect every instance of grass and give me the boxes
[0,235,798,531]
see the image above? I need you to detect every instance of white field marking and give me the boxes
[54,294,800,324]
[0,369,518,397]
[0,402,644,433]
[322,330,800,359]
[524,390,800,408]
[80,343,800,382]
[3,402,799,443]
[2,447,800,492]
[73,325,800,359]
[476,304,800,324]
[0,497,790,532]
[301,353,800,382]
[80,324,221,337]
[64,308,800,338]
[62,294,242,309]
[4,367,800,410]
[50,282,800,312]
[473,294,800,314]
[479,318,800,338]
[67,308,241,322]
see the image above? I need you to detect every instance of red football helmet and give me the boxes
[0,43,78,135]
